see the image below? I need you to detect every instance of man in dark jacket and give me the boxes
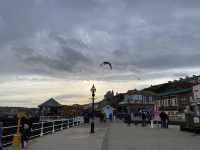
[142,112,147,126]
[160,111,168,128]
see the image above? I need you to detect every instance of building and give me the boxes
[156,88,193,120]
[119,89,157,113]
[123,89,157,105]
[39,98,62,116]
[0,107,38,118]
[193,84,200,102]
[58,104,85,117]
[102,105,113,119]
[104,90,114,101]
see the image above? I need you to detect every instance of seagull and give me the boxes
[100,61,112,70]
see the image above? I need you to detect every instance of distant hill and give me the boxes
[143,79,195,94]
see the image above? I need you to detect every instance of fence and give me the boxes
[39,116,66,122]
[1,116,84,147]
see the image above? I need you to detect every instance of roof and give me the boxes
[103,105,113,109]
[39,98,62,107]
[159,88,192,96]
[127,89,158,96]
[96,100,110,110]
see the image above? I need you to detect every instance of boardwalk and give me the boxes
[5,122,200,150]
[6,124,108,150]
[103,122,200,150]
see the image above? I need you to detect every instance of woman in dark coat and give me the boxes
[21,117,31,150]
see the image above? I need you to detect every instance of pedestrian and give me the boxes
[0,122,3,150]
[142,112,146,126]
[99,112,104,123]
[166,114,169,128]
[146,112,152,125]
[109,113,113,122]
[21,117,31,150]
[127,113,131,126]
[159,111,167,128]
[103,113,106,122]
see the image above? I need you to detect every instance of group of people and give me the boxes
[141,111,152,126]
[125,110,169,129]
[83,111,114,124]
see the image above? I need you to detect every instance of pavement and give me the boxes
[102,122,200,150]
[5,121,200,150]
[5,123,108,150]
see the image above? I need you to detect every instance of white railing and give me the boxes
[1,116,84,147]
[40,116,67,121]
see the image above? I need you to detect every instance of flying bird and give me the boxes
[100,61,112,70]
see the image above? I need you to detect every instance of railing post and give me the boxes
[0,122,3,150]
[61,120,63,130]
[40,121,44,137]
[52,121,55,133]
[73,118,75,127]
[76,117,79,126]
[67,119,70,128]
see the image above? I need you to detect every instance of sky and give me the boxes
[0,0,200,107]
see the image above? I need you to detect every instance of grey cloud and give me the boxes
[1,0,200,107]
[112,49,200,71]
[55,94,86,100]
[9,34,92,75]
[0,0,200,81]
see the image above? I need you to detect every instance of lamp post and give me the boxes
[90,84,96,133]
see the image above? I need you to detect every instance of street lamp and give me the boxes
[90,84,96,133]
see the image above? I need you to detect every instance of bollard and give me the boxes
[61,120,63,130]
[52,121,55,133]
[150,120,154,128]
[40,121,44,137]
[73,118,75,127]
[76,118,79,126]
[67,120,70,129]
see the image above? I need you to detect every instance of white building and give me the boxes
[193,84,200,102]
[102,105,113,119]
[123,89,156,104]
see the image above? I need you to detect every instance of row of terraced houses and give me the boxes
[118,75,200,121]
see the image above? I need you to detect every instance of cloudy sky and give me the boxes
[0,0,200,107]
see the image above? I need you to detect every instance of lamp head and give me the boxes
[91,84,96,93]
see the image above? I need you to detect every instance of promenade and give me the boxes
[5,121,200,150]
[103,122,200,150]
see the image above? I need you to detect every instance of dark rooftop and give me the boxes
[39,98,62,107]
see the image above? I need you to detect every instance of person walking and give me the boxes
[166,113,169,128]
[21,117,31,150]
[0,122,3,150]
[109,113,112,122]
[160,111,168,128]
[127,113,131,126]
[142,111,147,126]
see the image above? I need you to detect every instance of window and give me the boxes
[174,99,177,105]
[168,100,172,106]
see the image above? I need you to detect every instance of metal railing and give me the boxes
[39,116,67,122]
[1,116,84,147]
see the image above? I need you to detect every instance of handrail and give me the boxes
[1,116,84,147]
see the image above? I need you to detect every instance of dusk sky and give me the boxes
[0,0,200,107]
